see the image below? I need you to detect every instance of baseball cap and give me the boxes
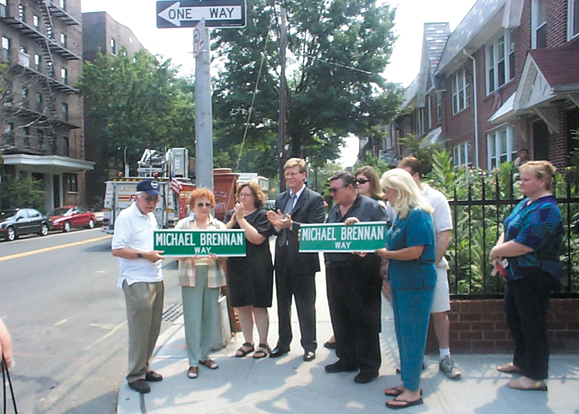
[137,180,161,195]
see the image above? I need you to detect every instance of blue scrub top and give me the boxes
[387,208,437,289]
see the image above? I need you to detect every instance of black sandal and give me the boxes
[235,342,255,357]
[253,343,271,359]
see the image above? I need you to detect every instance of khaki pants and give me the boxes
[123,280,164,383]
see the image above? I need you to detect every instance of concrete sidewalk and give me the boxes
[118,261,579,414]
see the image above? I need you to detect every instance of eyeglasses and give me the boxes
[328,185,348,194]
[196,202,212,208]
[356,178,370,185]
[142,196,159,203]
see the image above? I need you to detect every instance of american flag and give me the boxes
[170,173,182,195]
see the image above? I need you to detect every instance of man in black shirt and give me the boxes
[324,171,386,384]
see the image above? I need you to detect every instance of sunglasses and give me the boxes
[356,178,370,184]
[196,202,212,208]
[328,185,348,194]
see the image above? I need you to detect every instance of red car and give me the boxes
[47,206,97,232]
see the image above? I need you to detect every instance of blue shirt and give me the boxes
[503,195,563,280]
[387,208,436,288]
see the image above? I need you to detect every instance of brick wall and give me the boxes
[426,298,579,354]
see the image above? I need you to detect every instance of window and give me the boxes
[20,45,27,55]
[486,30,516,94]
[60,33,67,47]
[569,0,579,40]
[427,95,433,129]
[60,0,66,11]
[416,108,425,136]
[61,102,68,121]
[35,92,42,112]
[37,129,45,150]
[23,127,30,146]
[61,68,67,84]
[6,123,14,145]
[110,38,116,55]
[64,173,78,193]
[33,15,40,31]
[1,0,7,18]
[2,36,10,61]
[532,0,547,49]
[452,141,473,167]
[436,92,442,124]
[35,53,41,71]
[63,136,69,156]
[22,87,28,107]
[18,4,24,21]
[487,125,517,169]
[451,69,469,114]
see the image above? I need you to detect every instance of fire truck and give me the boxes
[102,148,238,234]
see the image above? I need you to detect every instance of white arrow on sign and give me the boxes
[158,2,242,27]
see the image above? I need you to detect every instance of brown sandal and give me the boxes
[199,359,218,369]
[187,366,198,379]
[253,343,271,359]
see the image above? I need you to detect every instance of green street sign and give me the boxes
[154,229,246,257]
[299,222,387,252]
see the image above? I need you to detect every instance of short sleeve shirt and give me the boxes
[422,184,452,268]
[387,208,436,288]
[503,195,563,280]
[112,203,163,288]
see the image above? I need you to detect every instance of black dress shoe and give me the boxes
[303,351,315,362]
[354,370,378,384]
[128,379,151,394]
[270,346,290,358]
[325,360,357,373]
[145,371,163,382]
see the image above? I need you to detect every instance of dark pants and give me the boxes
[505,270,557,381]
[274,262,317,352]
[326,257,382,374]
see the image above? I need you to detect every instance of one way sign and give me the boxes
[156,0,246,28]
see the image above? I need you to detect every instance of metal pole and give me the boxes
[195,26,214,191]
[278,6,287,193]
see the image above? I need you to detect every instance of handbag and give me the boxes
[1,353,18,414]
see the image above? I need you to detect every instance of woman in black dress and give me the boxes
[225,181,274,358]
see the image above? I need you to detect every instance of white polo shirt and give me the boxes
[112,202,163,288]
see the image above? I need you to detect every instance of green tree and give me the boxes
[212,0,402,175]
[0,175,45,211]
[399,133,446,176]
[77,49,196,173]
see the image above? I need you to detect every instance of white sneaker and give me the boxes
[439,356,461,379]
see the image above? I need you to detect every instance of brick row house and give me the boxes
[387,0,579,171]
[82,11,145,206]
[0,0,92,210]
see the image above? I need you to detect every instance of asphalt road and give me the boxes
[0,228,182,413]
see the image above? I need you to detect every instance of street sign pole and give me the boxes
[194,20,213,191]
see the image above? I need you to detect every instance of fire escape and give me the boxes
[1,0,80,155]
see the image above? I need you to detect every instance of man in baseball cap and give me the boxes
[112,178,165,394]
[136,180,161,196]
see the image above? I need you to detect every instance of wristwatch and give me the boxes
[137,253,144,259]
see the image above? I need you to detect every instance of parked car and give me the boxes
[47,206,97,232]
[0,208,49,241]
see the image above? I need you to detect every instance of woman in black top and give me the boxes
[225,181,274,359]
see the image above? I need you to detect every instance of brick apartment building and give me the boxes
[82,11,145,206]
[386,0,579,171]
[0,0,92,211]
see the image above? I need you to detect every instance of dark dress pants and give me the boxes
[326,257,382,374]
[275,251,317,352]
[505,269,558,381]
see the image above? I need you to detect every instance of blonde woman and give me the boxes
[490,161,563,391]
[174,189,227,379]
[376,168,435,410]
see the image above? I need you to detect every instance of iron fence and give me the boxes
[447,173,579,299]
